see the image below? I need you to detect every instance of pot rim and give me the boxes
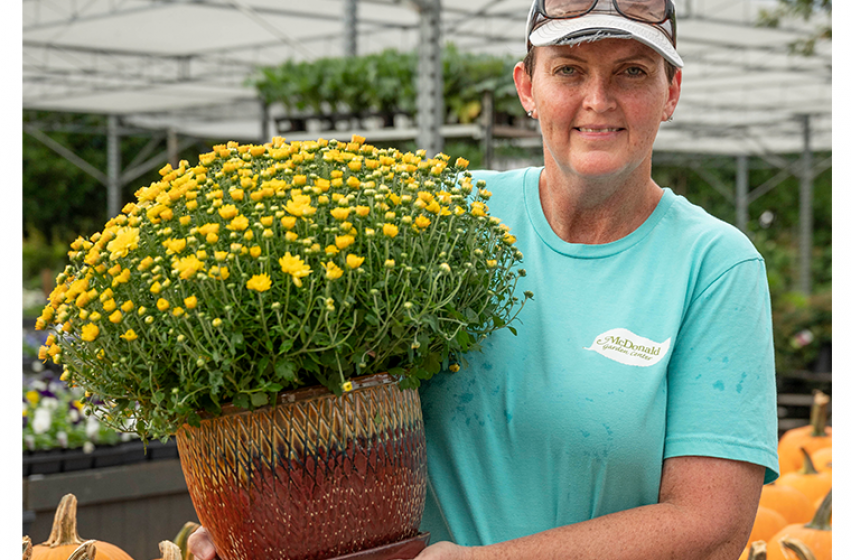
[193,372,401,421]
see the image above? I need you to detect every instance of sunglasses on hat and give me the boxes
[526,0,677,51]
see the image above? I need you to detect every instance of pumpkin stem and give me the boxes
[43,494,84,547]
[173,521,200,560]
[805,488,832,530]
[746,540,767,560]
[159,540,183,560]
[780,537,817,560]
[799,447,819,475]
[809,390,830,437]
[66,540,97,560]
[23,536,32,560]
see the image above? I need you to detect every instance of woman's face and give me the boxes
[515,39,681,184]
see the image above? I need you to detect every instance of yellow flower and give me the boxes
[172,307,185,317]
[215,251,228,261]
[121,300,135,312]
[382,223,399,238]
[246,273,272,292]
[184,295,198,309]
[250,246,262,258]
[486,259,497,268]
[342,381,354,392]
[355,205,370,217]
[325,245,340,255]
[163,237,187,254]
[109,310,123,324]
[415,216,431,229]
[106,227,140,260]
[219,204,239,219]
[503,234,517,245]
[285,194,316,217]
[212,318,223,327]
[280,216,297,229]
[449,363,461,373]
[199,223,220,236]
[455,157,469,169]
[471,201,487,217]
[279,252,312,287]
[102,298,117,312]
[228,215,250,231]
[26,390,40,405]
[150,281,162,294]
[81,323,100,342]
[346,254,365,269]
[38,346,49,361]
[285,231,299,242]
[330,207,351,221]
[138,256,154,271]
[157,298,170,311]
[335,235,355,250]
[173,255,205,279]
[121,329,138,341]
[260,216,274,227]
[322,261,344,280]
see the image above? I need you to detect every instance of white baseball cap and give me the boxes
[526,0,684,68]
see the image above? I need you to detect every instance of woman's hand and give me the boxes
[407,541,473,560]
[187,526,218,560]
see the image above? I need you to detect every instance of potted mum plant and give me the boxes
[36,135,530,560]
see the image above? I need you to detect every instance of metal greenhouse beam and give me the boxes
[344,0,358,57]
[799,114,813,297]
[409,0,444,156]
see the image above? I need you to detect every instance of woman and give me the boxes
[190,1,779,558]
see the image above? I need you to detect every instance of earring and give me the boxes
[526,110,535,119]
[666,115,674,122]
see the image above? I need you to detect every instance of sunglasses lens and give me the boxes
[614,0,669,23]
[542,0,597,18]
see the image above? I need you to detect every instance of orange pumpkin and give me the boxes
[31,494,135,560]
[766,489,831,560]
[66,541,97,560]
[780,536,819,560]
[155,542,181,560]
[152,524,198,560]
[742,541,767,560]
[775,449,832,504]
[810,448,831,473]
[759,484,816,525]
[778,391,832,476]
[737,507,787,560]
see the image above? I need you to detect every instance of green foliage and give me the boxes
[250,44,524,123]
[42,138,531,440]
[757,0,831,55]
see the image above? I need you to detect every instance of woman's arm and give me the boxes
[416,455,764,560]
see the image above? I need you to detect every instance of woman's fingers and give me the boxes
[187,526,218,560]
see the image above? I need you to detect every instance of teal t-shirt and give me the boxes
[418,167,779,546]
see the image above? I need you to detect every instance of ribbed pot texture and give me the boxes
[175,374,428,560]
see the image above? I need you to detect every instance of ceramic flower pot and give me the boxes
[175,373,428,560]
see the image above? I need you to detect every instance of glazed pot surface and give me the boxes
[175,374,428,560]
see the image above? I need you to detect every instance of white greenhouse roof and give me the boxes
[22,0,832,156]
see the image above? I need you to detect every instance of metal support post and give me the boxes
[416,0,443,155]
[167,127,179,168]
[343,0,358,56]
[735,155,749,233]
[261,100,270,143]
[482,90,494,169]
[799,114,813,296]
[107,115,121,219]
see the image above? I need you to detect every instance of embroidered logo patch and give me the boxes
[584,328,671,367]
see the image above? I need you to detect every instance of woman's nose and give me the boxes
[582,74,616,113]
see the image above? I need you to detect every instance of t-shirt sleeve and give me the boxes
[664,257,780,484]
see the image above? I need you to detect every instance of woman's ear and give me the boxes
[663,68,683,122]
[514,61,535,116]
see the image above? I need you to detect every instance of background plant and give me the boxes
[38,136,531,440]
[23,372,127,452]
